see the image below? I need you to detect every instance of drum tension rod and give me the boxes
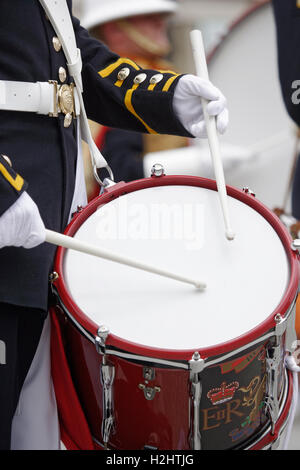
[95,326,115,448]
[189,352,205,450]
[265,314,288,434]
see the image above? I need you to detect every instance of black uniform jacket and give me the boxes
[0,0,190,310]
[272,0,300,127]
[272,0,300,218]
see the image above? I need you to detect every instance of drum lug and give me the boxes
[265,344,281,434]
[151,163,165,177]
[189,352,205,450]
[242,187,256,197]
[274,313,287,338]
[265,314,286,434]
[95,325,110,355]
[100,360,115,448]
[189,351,205,376]
[291,238,300,255]
[95,325,115,448]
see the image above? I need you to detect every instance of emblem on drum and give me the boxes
[207,381,239,406]
[200,342,270,449]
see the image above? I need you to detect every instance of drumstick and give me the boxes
[190,30,235,241]
[45,229,206,290]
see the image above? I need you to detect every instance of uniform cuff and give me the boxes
[0,154,28,217]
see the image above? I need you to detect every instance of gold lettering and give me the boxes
[225,399,244,424]
[216,409,226,422]
[202,407,220,431]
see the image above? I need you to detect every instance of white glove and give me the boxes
[0,191,46,249]
[173,74,229,138]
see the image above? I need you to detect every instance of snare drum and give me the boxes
[51,175,299,450]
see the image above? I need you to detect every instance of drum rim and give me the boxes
[53,176,299,361]
[206,0,270,63]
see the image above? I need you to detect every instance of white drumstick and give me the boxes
[190,30,235,241]
[45,229,206,290]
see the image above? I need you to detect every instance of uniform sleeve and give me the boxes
[272,0,300,127]
[0,154,28,217]
[72,15,192,138]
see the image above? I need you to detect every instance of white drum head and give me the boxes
[64,185,289,351]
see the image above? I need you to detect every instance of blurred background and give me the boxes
[72,0,300,450]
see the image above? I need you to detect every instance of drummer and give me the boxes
[0,1,228,450]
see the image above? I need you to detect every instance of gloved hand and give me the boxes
[173,74,229,138]
[0,192,46,249]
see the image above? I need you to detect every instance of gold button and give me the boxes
[150,73,164,85]
[58,66,67,83]
[133,73,147,84]
[52,37,62,52]
[1,155,12,167]
[117,67,130,81]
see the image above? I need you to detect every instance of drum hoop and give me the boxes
[206,0,270,63]
[53,176,299,361]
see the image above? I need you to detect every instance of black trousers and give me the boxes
[0,303,46,449]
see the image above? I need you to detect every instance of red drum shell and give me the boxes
[53,303,294,450]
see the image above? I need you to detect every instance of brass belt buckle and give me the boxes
[49,80,75,128]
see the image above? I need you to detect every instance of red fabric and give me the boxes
[50,307,95,450]
[94,125,110,150]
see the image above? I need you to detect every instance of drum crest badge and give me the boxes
[201,343,268,448]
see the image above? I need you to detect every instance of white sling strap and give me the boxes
[39,0,112,182]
